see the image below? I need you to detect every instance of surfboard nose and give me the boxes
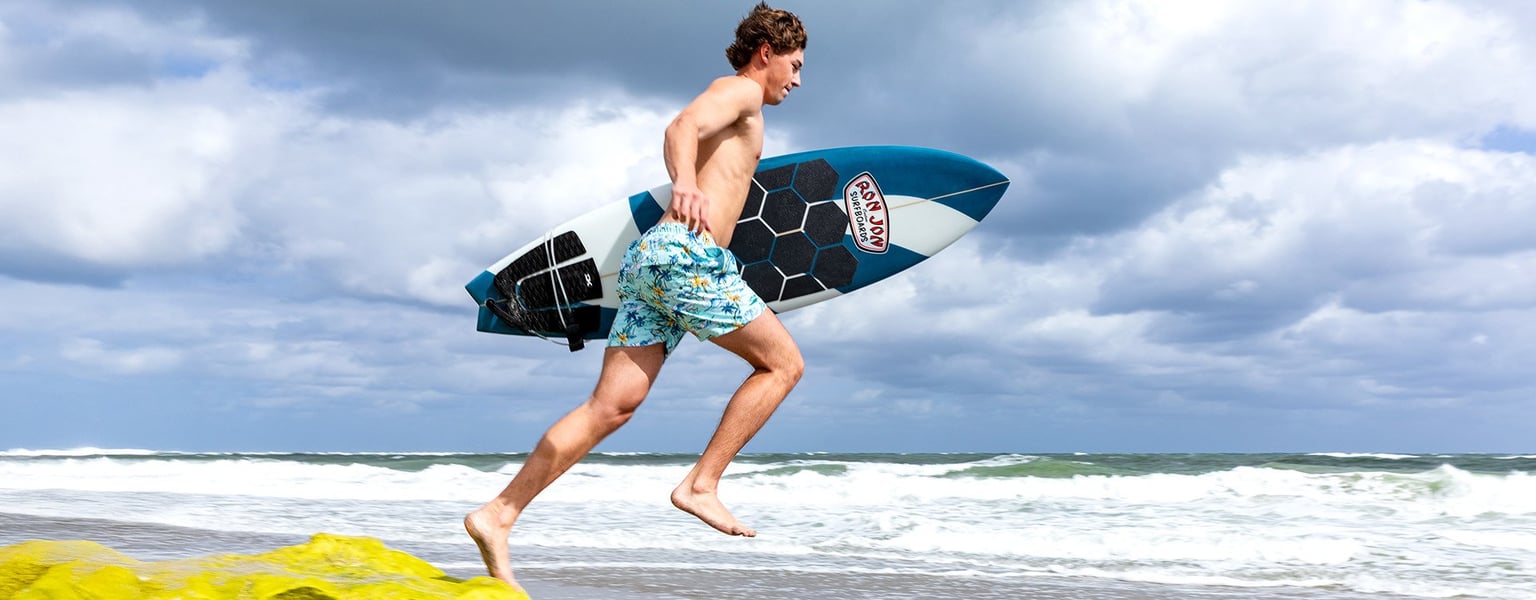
[907,147,1010,222]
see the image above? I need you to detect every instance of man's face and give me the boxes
[764,48,804,106]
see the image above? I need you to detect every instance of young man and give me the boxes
[465,3,807,588]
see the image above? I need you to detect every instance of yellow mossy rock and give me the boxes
[0,533,525,600]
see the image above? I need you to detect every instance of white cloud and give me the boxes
[42,3,242,65]
[0,86,236,266]
[0,7,284,272]
[0,276,580,413]
[924,0,1536,242]
[965,0,1536,145]
[1081,141,1535,401]
[60,338,182,374]
[243,101,675,307]
[1100,141,1536,315]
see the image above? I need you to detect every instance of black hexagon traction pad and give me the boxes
[728,160,856,303]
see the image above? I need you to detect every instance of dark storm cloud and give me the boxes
[37,1,1216,246]
[44,0,1534,248]
[0,253,127,288]
[58,2,1044,156]
[87,1,790,114]
[0,3,179,94]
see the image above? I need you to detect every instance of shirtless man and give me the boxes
[465,3,807,589]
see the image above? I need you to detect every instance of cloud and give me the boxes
[787,140,1536,423]
[0,276,585,417]
[1097,141,1536,321]
[815,0,1536,240]
[0,3,275,283]
[60,338,182,374]
[0,83,256,276]
[83,0,761,117]
[0,2,243,93]
[0,2,692,307]
[3,0,1535,451]
[229,98,678,307]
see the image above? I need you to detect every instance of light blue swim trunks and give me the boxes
[608,222,767,354]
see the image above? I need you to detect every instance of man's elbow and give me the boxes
[667,113,704,142]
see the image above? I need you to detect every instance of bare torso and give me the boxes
[660,76,765,248]
[691,113,762,248]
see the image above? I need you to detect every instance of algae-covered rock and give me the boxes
[0,533,524,600]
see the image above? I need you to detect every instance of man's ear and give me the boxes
[757,42,773,65]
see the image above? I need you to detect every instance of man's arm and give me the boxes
[663,77,760,234]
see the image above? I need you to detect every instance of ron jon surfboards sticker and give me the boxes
[844,172,890,254]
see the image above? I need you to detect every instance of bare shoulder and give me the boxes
[700,75,764,110]
[707,74,763,94]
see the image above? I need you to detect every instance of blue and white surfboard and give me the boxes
[466,145,1009,350]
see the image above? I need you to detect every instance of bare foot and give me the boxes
[671,484,756,537]
[463,506,522,590]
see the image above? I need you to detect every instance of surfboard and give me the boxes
[465,145,1009,351]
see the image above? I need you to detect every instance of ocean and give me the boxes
[1,449,1532,599]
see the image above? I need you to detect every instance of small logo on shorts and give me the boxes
[843,172,889,254]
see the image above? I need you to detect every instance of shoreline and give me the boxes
[2,511,1417,600]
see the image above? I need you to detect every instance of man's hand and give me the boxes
[669,184,713,235]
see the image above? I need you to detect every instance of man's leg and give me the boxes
[671,310,804,537]
[465,344,667,586]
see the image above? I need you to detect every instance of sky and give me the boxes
[2,0,1534,453]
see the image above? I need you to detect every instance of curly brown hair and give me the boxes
[725,2,807,70]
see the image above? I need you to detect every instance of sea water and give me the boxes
[1,450,1532,599]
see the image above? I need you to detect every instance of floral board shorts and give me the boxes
[608,222,767,354]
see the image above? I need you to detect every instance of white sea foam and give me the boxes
[1307,452,1419,460]
[0,456,497,502]
[1439,530,1536,552]
[0,448,489,458]
[0,447,165,457]
[5,455,1533,514]
[831,518,1360,565]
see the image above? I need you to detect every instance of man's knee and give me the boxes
[588,389,645,430]
[769,350,805,387]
